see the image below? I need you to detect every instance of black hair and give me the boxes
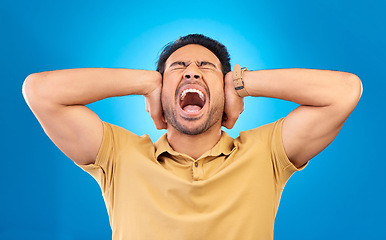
[156,34,231,76]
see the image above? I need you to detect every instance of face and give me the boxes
[162,44,224,135]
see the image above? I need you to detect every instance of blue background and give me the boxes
[1,0,385,239]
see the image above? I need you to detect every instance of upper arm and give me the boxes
[23,75,103,165]
[282,75,362,168]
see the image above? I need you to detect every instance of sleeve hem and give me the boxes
[275,118,308,172]
[75,121,109,170]
[94,121,109,167]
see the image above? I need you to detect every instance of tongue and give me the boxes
[183,105,201,112]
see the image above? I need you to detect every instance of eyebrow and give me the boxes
[169,61,217,69]
[197,61,217,68]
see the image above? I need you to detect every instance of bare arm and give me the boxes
[22,68,164,165]
[224,68,362,168]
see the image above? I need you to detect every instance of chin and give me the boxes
[173,117,221,136]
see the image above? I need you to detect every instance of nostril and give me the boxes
[185,74,191,79]
[194,75,199,79]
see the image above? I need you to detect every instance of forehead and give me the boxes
[165,44,221,67]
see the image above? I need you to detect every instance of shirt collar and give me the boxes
[154,131,235,160]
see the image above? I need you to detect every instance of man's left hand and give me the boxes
[222,71,245,129]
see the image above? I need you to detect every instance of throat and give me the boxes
[166,126,222,160]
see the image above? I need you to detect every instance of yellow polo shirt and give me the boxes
[78,118,306,240]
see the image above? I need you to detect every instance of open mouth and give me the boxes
[179,87,207,114]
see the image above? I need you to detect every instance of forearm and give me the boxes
[243,68,362,108]
[23,68,161,107]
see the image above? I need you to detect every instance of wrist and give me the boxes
[232,64,249,97]
[140,70,162,96]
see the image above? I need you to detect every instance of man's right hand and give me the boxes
[144,72,167,130]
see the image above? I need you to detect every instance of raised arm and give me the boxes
[224,68,362,168]
[22,68,164,165]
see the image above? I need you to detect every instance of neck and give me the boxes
[166,124,222,160]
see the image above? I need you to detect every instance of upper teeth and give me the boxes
[181,88,205,101]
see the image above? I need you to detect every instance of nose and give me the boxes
[184,64,202,80]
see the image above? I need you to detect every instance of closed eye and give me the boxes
[168,61,217,71]
[170,61,187,69]
[198,61,216,69]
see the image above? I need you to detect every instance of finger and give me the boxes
[145,98,150,113]
[154,109,167,130]
[148,100,167,130]
[224,71,233,84]
[157,115,167,130]
[150,112,165,130]
[223,108,243,129]
[221,111,236,129]
[221,112,228,127]
[153,118,166,130]
[224,116,237,129]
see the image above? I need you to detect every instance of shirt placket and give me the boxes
[192,160,203,181]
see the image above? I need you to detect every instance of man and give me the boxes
[23,34,362,239]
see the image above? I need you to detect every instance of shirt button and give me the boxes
[194,162,198,167]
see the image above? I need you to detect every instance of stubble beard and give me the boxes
[162,97,224,136]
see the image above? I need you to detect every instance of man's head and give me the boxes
[157,34,231,136]
[157,34,231,76]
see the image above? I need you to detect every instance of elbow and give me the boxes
[347,73,363,103]
[22,73,47,109]
[22,73,38,105]
[339,73,363,111]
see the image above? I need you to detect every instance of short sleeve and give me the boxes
[271,118,307,187]
[76,122,116,193]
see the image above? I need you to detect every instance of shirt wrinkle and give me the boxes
[155,130,235,160]
[154,131,237,182]
[76,118,307,240]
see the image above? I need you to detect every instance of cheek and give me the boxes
[161,83,178,107]
[161,87,172,103]
[210,85,225,107]
[211,78,225,95]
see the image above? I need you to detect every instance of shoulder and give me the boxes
[236,118,284,146]
[101,121,154,151]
